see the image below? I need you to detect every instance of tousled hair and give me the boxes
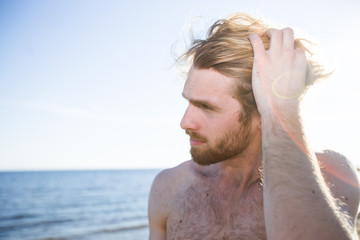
[179,13,330,119]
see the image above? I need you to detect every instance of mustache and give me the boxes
[185,130,207,142]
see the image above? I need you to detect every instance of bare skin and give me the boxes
[148,29,360,240]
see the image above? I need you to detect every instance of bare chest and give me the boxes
[166,182,266,240]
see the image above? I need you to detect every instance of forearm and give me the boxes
[248,28,357,239]
[261,109,355,239]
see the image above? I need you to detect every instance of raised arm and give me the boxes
[249,28,359,240]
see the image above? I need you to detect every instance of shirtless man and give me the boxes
[148,13,360,240]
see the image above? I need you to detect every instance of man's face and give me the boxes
[181,66,254,166]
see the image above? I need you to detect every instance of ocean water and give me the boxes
[0,169,161,240]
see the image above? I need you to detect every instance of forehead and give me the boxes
[183,66,236,99]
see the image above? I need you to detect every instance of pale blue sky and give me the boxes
[0,0,359,170]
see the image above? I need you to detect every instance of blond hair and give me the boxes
[179,13,329,117]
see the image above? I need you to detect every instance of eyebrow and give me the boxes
[182,92,220,111]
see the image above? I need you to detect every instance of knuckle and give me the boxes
[268,28,281,37]
[282,27,294,35]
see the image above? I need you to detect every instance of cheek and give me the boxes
[208,115,242,138]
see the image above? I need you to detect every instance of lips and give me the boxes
[186,130,207,145]
[190,138,205,145]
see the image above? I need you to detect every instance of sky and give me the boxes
[0,0,359,171]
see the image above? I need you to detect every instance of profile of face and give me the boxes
[181,67,254,166]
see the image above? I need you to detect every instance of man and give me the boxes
[148,13,360,240]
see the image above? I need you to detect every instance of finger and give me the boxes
[282,28,295,50]
[249,33,266,58]
[266,29,283,52]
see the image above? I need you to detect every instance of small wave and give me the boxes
[36,238,68,240]
[0,219,73,232]
[0,213,36,221]
[96,224,148,233]
[120,215,148,222]
[32,224,150,240]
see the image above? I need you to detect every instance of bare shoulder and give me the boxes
[148,160,194,239]
[149,160,194,201]
[316,150,360,220]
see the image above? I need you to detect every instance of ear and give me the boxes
[256,118,262,130]
[251,110,262,130]
[257,120,262,130]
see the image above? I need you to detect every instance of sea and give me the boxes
[0,169,162,240]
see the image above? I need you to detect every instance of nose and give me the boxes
[180,105,198,131]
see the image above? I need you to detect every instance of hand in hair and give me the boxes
[249,28,307,117]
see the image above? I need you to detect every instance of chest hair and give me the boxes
[166,180,266,240]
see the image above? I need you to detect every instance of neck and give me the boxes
[218,149,262,191]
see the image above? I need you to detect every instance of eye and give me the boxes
[198,103,213,111]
